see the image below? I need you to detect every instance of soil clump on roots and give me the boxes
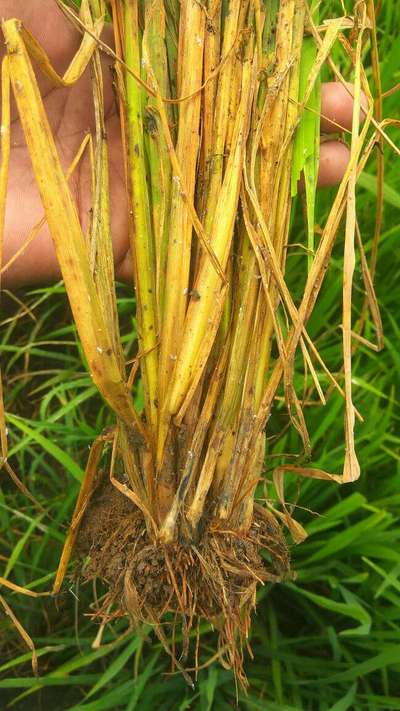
[75,474,289,683]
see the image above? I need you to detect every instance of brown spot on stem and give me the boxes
[91,362,102,377]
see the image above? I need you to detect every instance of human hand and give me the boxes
[0,1,360,288]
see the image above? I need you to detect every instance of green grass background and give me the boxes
[1,2,400,709]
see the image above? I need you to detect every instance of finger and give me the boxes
[317,140,350,188]
[115,249,134,284]
[321,81,368,133]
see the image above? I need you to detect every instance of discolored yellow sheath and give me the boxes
[201,0,242,235]
[198,0,221,221]
[157,0,205,411]
[124,0,159,431]
[218,236,259,425]
[0,55,11,464]
[342,8,365,484]
[53,432,108,594]
[142,0,172,325]
[167,57,254,418]
[2,19,137,427]
[0,57,10,282]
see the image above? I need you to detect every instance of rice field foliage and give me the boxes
[0,0,399,704]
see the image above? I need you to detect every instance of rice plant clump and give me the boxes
[0,0,388,685]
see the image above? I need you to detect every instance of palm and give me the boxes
[1,0,128,287]
[1,0,356,288]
